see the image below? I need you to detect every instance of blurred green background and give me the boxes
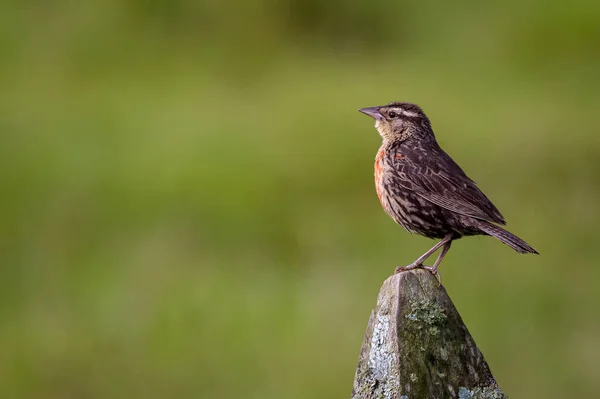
[1,0,600,398]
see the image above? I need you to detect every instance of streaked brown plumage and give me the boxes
[359,102,537,277]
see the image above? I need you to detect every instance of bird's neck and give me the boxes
[380,138,441,162]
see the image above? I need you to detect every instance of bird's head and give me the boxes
[359,102,432,142]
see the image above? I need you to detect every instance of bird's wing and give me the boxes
[390,145,506,225]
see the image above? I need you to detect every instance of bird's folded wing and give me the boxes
[393,149,506,225]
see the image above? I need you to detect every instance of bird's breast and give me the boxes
[374,149,386,204]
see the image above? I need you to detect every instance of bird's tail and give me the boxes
[477,221,538,254]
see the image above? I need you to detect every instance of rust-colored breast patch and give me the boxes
[374,149,386,204]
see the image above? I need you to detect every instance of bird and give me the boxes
[358,102,537,278]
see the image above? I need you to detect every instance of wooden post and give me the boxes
[352,269,505,399]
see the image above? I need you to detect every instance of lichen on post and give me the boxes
[351,269,505,399]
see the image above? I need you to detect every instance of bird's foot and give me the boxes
[394,263,422,274]
[423,266,442,286]
[394,264,442,285]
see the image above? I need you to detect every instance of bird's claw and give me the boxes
[394,263,421,274]
[395,264,443,285]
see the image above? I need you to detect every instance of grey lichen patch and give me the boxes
[404,299,447,329]
[356,305,400,398]
[369,313,392,375]
[404,299,448,340]
[448,385,456,397]
[428,325,441,336]
[439,346,449,361]
[458,386,506,399]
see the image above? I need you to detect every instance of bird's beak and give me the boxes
[358,106,384,121]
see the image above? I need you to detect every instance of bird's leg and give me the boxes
[394,234,453,274]
[423,240,452,284]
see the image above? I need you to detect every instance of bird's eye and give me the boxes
[388,111,398,119]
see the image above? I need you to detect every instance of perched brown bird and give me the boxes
[359,102,537,277]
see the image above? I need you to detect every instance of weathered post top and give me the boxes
[352,269,505,399]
